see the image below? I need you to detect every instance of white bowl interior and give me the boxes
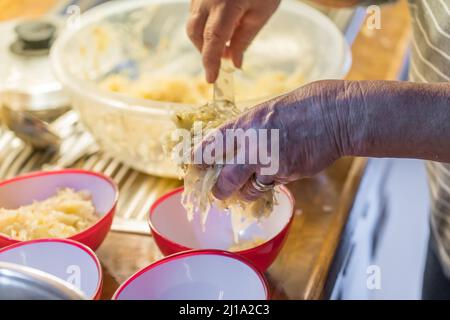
[0,172,116,217]
[151,187,293,251]
[0,241,101,298]
[115,253,266,300]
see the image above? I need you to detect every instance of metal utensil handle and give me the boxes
[213,58,235,104]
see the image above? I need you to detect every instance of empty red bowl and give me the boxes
[149,186,295,271]
[0,169,118,250]
[0,238,102,299]
[113,250,268,300]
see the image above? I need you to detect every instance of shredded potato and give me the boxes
[0,188,98,241]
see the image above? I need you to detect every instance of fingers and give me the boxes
[186,7,208,52]
[228,13,271,69]
[187,0,281,82]
[212,163,255,200]
[201,5,245,82]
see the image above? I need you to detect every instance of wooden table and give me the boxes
[1,0,411,300]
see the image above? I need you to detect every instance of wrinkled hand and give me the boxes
[196,80,355,201]
[187,0,280,83]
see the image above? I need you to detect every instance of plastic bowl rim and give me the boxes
[148,185,296,255]
[112,249,270,300]
[0,237,103,299]
[0,169,118,251]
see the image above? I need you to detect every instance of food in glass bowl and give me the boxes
[100,70,305,105]
[0,188,98,241]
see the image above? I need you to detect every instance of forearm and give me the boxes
[201,79,450,197]
[334,80,450,162]
[312,0,396,8]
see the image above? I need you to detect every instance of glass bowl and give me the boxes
[51,0,351,178]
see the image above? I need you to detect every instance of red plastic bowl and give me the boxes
[0,169,118,251]
[0,238,103,299]
[149,186,295,271]
[113,250,268,300]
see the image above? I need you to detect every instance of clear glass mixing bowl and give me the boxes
[51,0,351,178]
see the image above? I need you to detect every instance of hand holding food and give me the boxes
[166,61,276,241]
[195,80,347,201]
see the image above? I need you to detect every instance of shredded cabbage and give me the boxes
[166,61,275,243]
[0,188,98,241]
[228,237,265,252]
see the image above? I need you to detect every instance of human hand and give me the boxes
[187,0,280,83]
[195,80,356,201]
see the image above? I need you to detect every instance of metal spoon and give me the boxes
[0,262,86,300]
[1,105,61,150]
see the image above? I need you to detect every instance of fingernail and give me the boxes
[206,72,215,83]
[233,51,243,67]
[223,47,232,59]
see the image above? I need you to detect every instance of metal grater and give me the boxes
[0,111,181,235]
